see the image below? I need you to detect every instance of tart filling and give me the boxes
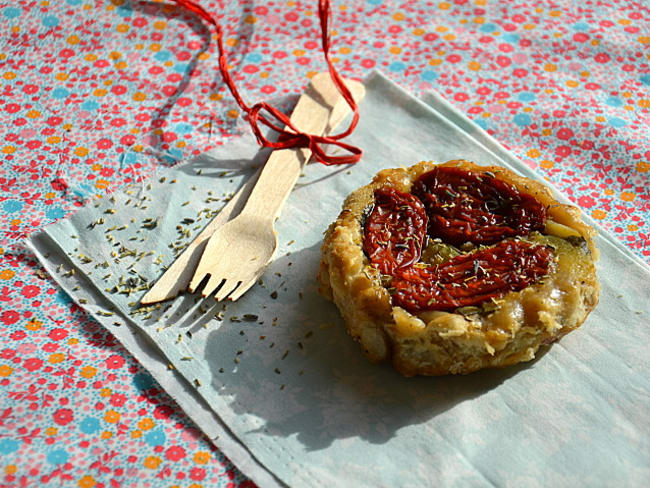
[319,160,600,376]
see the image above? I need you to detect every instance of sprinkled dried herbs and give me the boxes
[141,218,158,230]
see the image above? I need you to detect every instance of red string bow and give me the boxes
[170,0,362,165]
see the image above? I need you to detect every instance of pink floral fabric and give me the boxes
[0,0,647,486]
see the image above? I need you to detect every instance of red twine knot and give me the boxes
[170,0,362,166]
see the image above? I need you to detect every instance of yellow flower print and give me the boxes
[48,353,65,364]
[103,409,120,423]
[78,475,96,488]
[0,270,14,280]
[591,209,607,220]
[26,319,42,331]
[0,365,13,377]
[194,451,210,464]
[143,456,162,469]
[80,366,97,378]
[137,418,154,431]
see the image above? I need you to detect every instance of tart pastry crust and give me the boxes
[318,160,600,376]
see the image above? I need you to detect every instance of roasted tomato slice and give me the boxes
[391,240,553,313]
[363,187,428,275]
[412,166,546,246]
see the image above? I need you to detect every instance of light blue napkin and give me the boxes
[27,71,650,487]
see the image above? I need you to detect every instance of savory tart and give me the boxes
[318,160,599,376]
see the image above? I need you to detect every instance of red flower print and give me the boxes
[110,117,126,128]
[20,285,40,299]
[153,405,173,420]
[23,84,39,95]
[120,135,136,146]
[555,145,571,158]
[109,393,127,408]
[48,328,68,341]
[26,140,42,150]
[53,408,73,426]
[557,128,574,141]
[578,196,596,208]
[42,343,58,353]
[110,85,127,95]
[105,354,125,370]
[23,358,43,372]
[190,467,206,481]
[1,310,20,326]
[1,348,15,359]
[165,445,186,462]
[5,103,20,113]
[496,56,511,68]
[10,330,26,341]
[132,17,147,27]
[97,138,113,150]
[594,53,610,64]
[46,116,63,126]
[573,32,589,42]
[51,178,68,191]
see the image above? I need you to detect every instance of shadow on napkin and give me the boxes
[199,243,545,451]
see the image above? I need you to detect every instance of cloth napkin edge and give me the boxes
[24,231,286,488]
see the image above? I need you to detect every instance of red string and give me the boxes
[169,0,362,165]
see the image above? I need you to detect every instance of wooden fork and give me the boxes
[188,72,365,301]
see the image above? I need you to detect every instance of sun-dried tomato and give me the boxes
[362,167,554,312]
[362,187,428,275]
[391,240,553,313]
[411,167,546,246]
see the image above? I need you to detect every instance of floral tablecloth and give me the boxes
[0,0,647,486]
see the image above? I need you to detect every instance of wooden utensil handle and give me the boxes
[239,72,361,221]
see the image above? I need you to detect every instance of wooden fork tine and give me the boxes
[214,279,240,302]
[228,276,258,302]
[199,275,224,298]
